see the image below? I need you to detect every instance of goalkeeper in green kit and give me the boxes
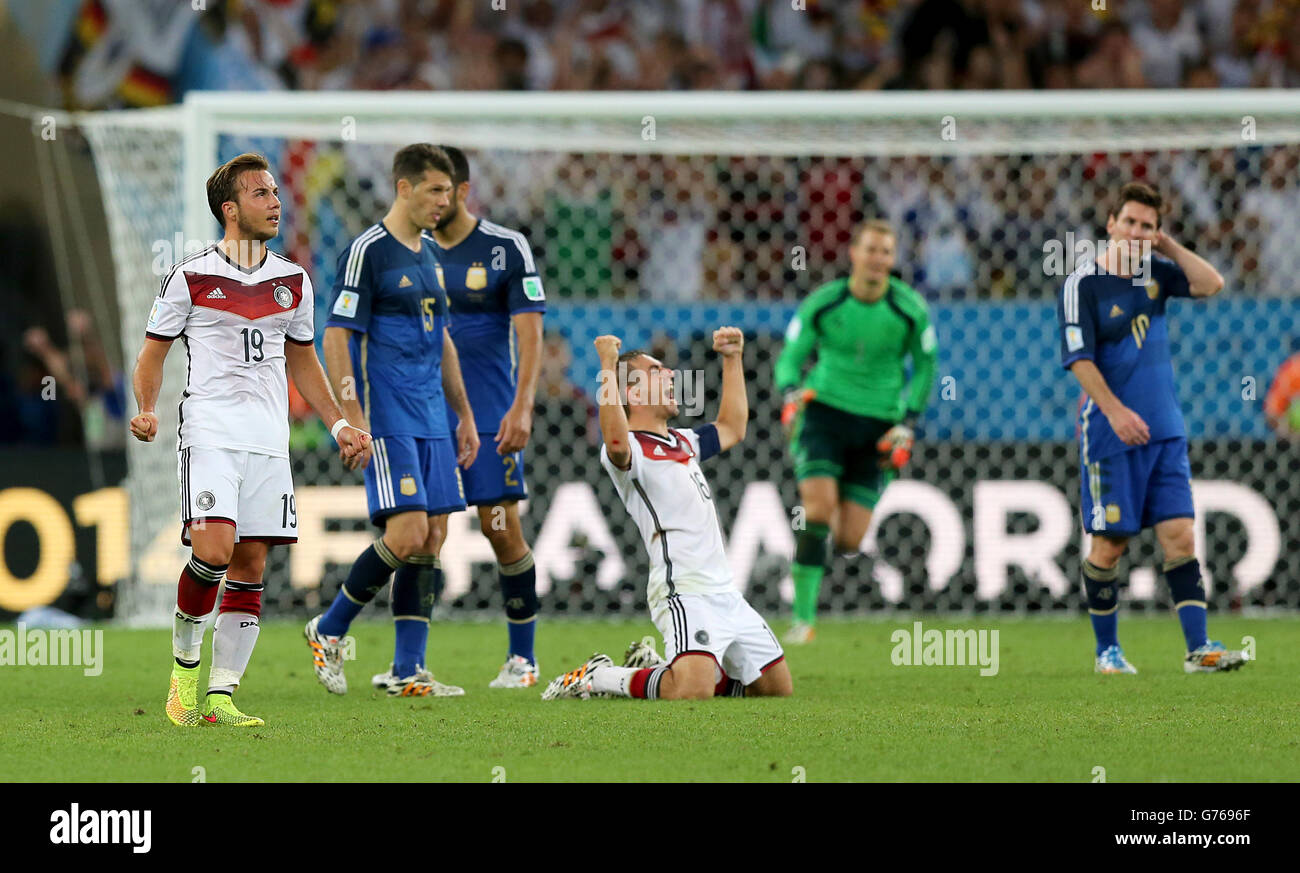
[775,220,938,644]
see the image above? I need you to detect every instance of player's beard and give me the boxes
[435,197,459,231]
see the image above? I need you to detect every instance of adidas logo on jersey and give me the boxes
[398,275,413,288]
[207,289,227,299]
[654,445,666,456]
[1109,304,1123,317]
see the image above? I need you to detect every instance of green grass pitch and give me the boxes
[1,616,1296,782]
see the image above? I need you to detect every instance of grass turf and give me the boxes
[0,616,1295,782]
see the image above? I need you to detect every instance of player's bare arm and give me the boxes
[130,337,171,442]
[1154,231,1225,298]
[284,341,372,469]
[323,326,368,432]
[594,334,630,469]
[441,327,480,468]
[496,311,542,455]
[1069,359,1150,446]
[711,326,747,451]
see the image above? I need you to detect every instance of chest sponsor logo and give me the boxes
[1109,304,1124,318]
[1065,325,1084,352]
[273,285,293,308]
[398,274,413,288]
[333,290,359,317]
[1145,280,1160,300]
[207,289,226,300]
[522,275,545,301]
[465,265,488,290]
[653,445,666,456]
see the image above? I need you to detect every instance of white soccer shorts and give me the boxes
[650,591,785,687]
[177,447,298,546]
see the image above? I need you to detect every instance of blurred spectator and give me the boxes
[535,332,598,447]
[1076,21,1147,88]
[1131,0,1203,88]
[1264,351,1300,439]
[22,309,127,450]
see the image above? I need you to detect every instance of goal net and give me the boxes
[74,91,1300,625]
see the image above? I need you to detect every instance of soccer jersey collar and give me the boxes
[215,243,269,275]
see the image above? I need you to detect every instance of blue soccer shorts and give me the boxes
[459,438,528,506]
[364,435,466,525]
[1081,437,1194,538]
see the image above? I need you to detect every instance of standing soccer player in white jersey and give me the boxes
[424,146,546,690]
[542,329,793,701]
[131,153,370,727]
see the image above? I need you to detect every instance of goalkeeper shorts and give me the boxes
[790,400,897,508]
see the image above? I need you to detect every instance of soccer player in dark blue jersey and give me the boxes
[305,144,481,697]
[426,146,546,688]
[1058,182,1247,675]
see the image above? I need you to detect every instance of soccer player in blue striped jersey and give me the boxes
[1057,182,1247,675]
[305,144,481,698]
[426,146,546,689]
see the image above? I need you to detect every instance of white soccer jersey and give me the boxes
[146,245,315,458]
[600,426,732,605]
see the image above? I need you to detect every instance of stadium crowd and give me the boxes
[28,0,1300,109]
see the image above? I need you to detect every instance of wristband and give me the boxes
[331,419,351,440]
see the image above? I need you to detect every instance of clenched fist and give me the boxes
[130,412,159,442]
[594,335,622,365]
[713,326,744,358]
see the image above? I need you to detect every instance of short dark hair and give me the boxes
[391,144,454,192]
[1109,182,1164,227]
[206,153,271,225]
[436,145,471,187]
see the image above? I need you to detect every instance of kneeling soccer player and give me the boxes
[542,328,793,700]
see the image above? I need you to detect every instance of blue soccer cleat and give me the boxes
[1095,644,1138,674]
[1184,640,1248,673]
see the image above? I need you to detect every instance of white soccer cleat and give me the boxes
[489,655,540,688]
[783,623,816,645]
[386,670,465,698]
[372,663,397,690]
[541,653,613,701]
[1183,641,1248,673]
[623,636,666,669]
[305,615,347,694]
[1094,644,1138,675]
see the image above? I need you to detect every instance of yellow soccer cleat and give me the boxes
[165,664,203,727]
[201,692,265,727]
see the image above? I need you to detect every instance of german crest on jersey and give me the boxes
[273,285,293,308]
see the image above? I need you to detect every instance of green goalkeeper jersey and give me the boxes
[775,276,938,422]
